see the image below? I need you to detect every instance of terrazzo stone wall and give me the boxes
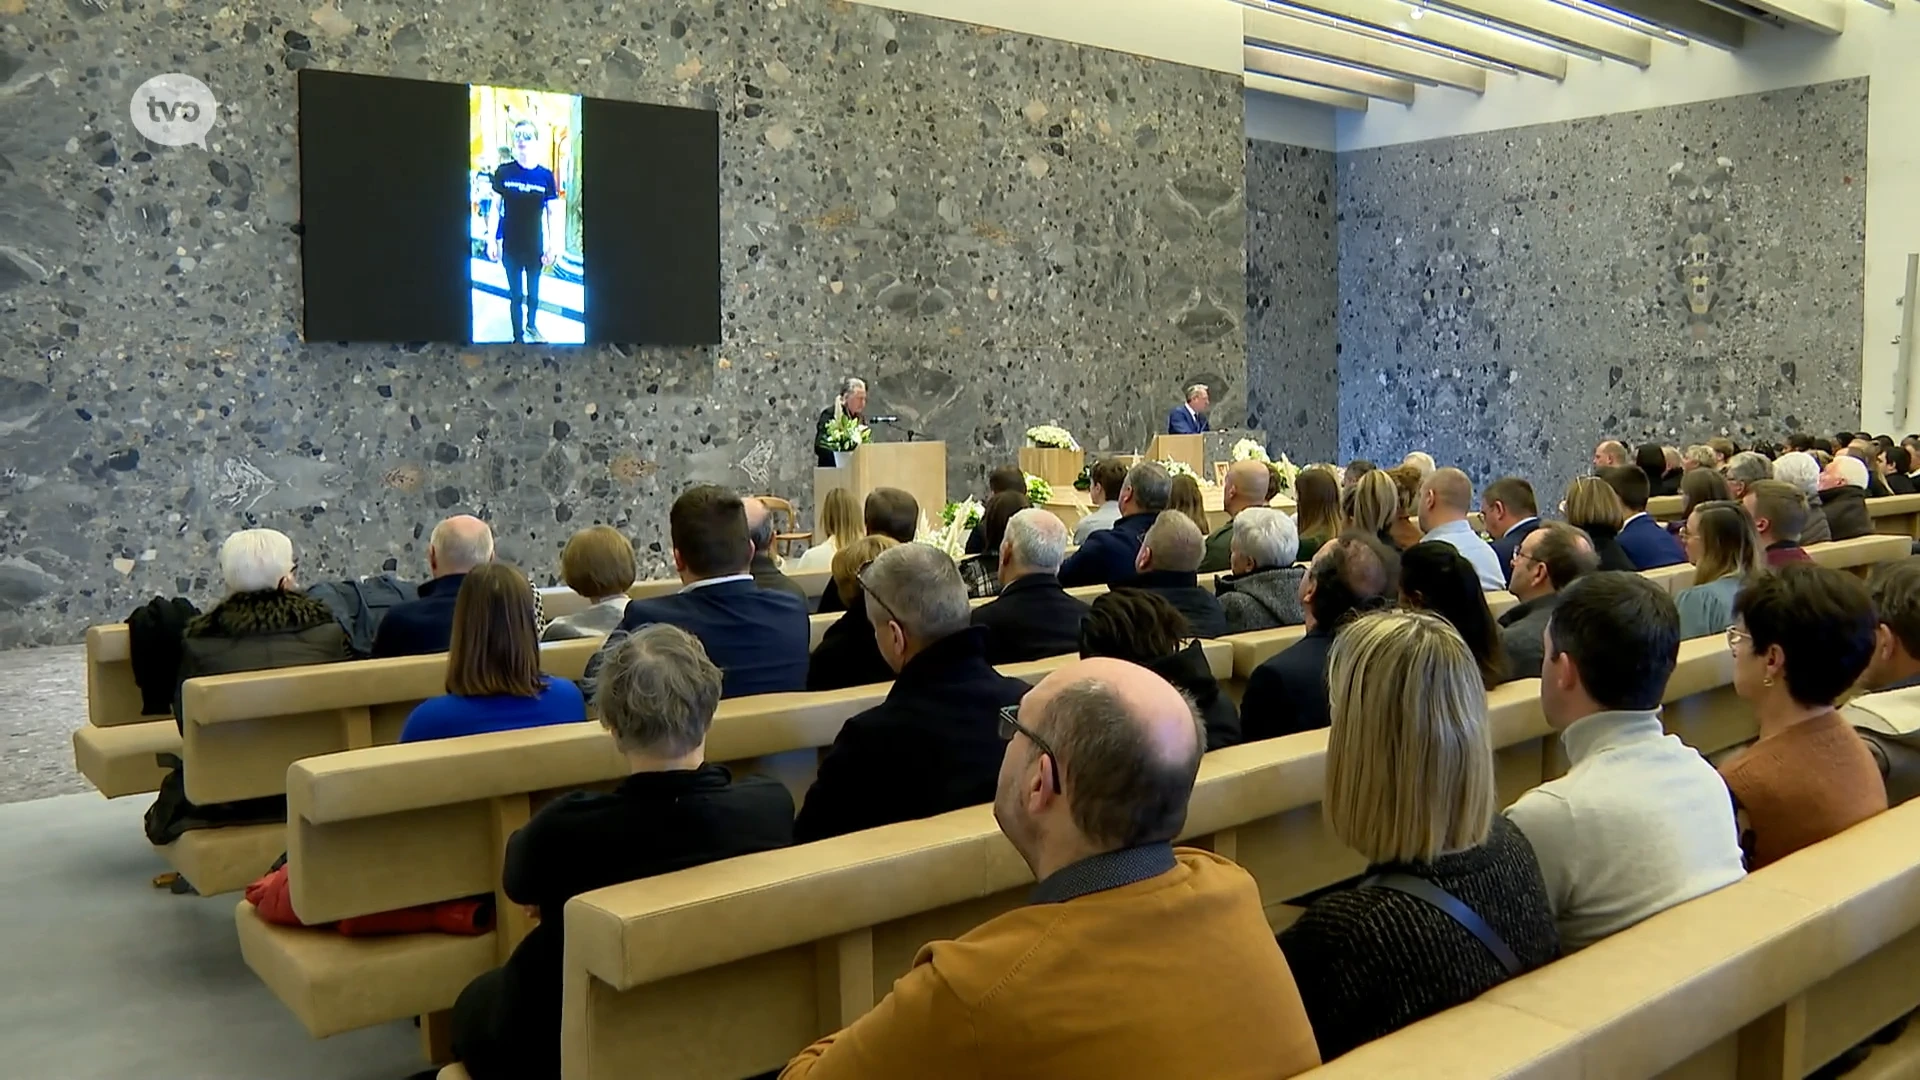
[0,1,1245,646]
[1333,79,1866,502]
[1245,139,1337,464]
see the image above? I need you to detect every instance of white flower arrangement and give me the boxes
[1024,472,1053,506]
[941,497,984,530]
[822,413,872,452]
[1157,459,1198,480]
[919,511,971,561]
[1025,425,1081,451]
[1232,438,1270,463]
[1269,453,1301,498]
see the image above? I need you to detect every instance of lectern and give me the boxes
[814,441,948,530]
[1146,434,1205,476]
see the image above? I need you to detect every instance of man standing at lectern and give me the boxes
[815,377,868,467]
[1167,385,1211,435]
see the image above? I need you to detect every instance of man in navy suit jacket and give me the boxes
[1166,384,1211,435]
[1600,466,1687,570]
[1481,477,1542,585]
[592,487,809,700]
[1059,462,1173,587]
[371,515,497,658]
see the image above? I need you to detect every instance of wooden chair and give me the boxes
[756,496,811,559]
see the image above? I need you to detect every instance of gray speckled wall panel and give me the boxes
[0,2,1243,645]
[1335,79,1866,503]
[1245,139,1337,463]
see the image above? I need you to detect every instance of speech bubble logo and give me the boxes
[130,73,219,149]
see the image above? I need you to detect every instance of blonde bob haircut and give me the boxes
[1563,475,1626,534]
[1345,469,1400,538]
[1325,609,1495,864]
[830,534,899,605]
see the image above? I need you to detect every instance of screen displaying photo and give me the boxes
[298,70,719,347]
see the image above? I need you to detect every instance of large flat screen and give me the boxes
[297,69,720,346]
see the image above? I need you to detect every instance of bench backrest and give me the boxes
[1868,492,1920,539]
[556,637,1744,1080]
[84,623,162,728]
[1806,532,1911,575]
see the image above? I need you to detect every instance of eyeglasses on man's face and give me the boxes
[998,704,1063,794]
[856,567,902,629]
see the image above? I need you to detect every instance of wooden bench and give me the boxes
[553,640,1745,1080]
[1301,798,1920,1080]
[71,623,182,798]
[1869,492,1920,539]
[1807,532,1913,576]
[236,642,1235,1041]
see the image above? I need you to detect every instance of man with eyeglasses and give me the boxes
[781,657,1321,1080]
[1498,522,1597,681]
[486,118,563,343]
[792,542,1030,843]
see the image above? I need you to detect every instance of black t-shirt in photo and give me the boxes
[492,161,559,258]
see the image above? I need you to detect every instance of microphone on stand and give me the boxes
[869,416,925,442]
[869,415,901,423]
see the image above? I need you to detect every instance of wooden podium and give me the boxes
[814,441,948,531]
[1146,434,1205,476]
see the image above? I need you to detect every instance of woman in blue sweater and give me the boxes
[400,563,586,742]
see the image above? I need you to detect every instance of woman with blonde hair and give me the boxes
[1562,476,1635,572]
[1279,610,1557,1059]
[1674,500,1764,638]
[542,526,637,640]
[1293,467,1343,564]
[1383,464,1426,550]
[401,563,586,742]
[1168,473,1212,539]
[806,535,899,691]
[793,487,863,573]
[1345,469,1401,550]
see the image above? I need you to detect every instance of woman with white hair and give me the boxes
[1770,452,1831,544]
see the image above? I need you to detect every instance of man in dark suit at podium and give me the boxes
[815,377,868,467]
[1167,384,1211,435]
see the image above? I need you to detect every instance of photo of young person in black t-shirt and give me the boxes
[488,122,560,342]
[469,88,585,345]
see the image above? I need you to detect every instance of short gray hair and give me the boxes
[1231,507,1299,570]
[220,528,295,593]
[1684,445,1718,470]
[1772,451,1820,497]
[597,624,723,757]
[1185,384,1209,402]
[1123,461,1172,513]
[1143,511,1204,573]
[430,516,495,573]
[1003,508,1066,571]
[1726,451,1772,485]
[862,542,970,643]
[839,376,866,396]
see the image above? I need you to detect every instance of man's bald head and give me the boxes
[1139,511,1204,573]
[743,497,774,555]
[1013,657,1204,852]
[1594,440,1628,469]
[1420,467,1474,519]
[1224,459,1271,513]
[429,515,495,577]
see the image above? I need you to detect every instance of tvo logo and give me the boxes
[130,73,219,149]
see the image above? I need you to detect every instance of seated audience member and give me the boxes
[1168,473,1212,539]
[1887,445,1918,496]
[1848,440,1895,499]
[1509,573,1745,952]
[1218,507,1305,634]
[1384,464,1426,550]
[1342,458,1377,488]
[1709,436,1738,466]
[966,464,1026,555]
[818,487,923,613]
[1418,467,1504,590]
[1638,443,1679,498]
[1402,450,1437,479]
[1346,469,1401,550]
[401,564,586,742]
[1241,532,1399,742]
[781,657,1320,1080]
[1201,460,1273,572]
[1125,511,1227,638]
[1563,476,1636,572]
[744,497,807,602]
[1482,476,1541,583]
[1499,523,1598,681]
[1293,465,1344,564]
[959,491,1028,600]
[1833,431,1857,454]
[450,625,793,1080]
[806,536,898,692]
[1819,454,1874,540]
[1724,451,1772,501]
[595,486,809,699]
[1072,457,1131,545]
[373,515,497,657]
[1786,432,1820,454]
[1059,462,1171,587]
[1675,501,1764,639]
[1847,560,1920,805]
[1279,610,1557,1060]
[1904,438,1920,481]
[1722,565,1887,868]
[792,487,862,574]
[1743,480,1814,567]
[1082,590,1239,750]
[972,509,1088,665]
[174,529,349,727]
[1592,440,1629,470]
[542,526,638,641]
[1663,445,1686,481]
[1769,451,1831,544]
[1400,542,1506,688]
[1683,444,1718,472]
[1678,466,1732,518]
[1599,466,1686,569]
[793,544,1030,843]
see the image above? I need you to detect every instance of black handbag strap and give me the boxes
[1363,873,1522,976]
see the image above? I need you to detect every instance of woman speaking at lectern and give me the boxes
[814,377,868,467]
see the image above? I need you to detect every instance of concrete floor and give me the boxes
[0,644,91,805]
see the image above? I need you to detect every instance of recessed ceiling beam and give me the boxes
[1430,0,1657,64]
[1244,71,1372,110]
[1245,7,1489,91]
[1244,43,1419,103]
[1599,0,1749,46]
[1247,0,1570,78]
[1737,0,1844,31]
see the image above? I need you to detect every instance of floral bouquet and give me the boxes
[1074,463,1092,491]
[919,514,970,561]
[1232,438,1270,464]
[822,413,872,452]
[1025,425,1080,451]
[1157,459,1198,481]
[1268,453,1301,498]
[941,497,984,530]
[1024,472,1053,506]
